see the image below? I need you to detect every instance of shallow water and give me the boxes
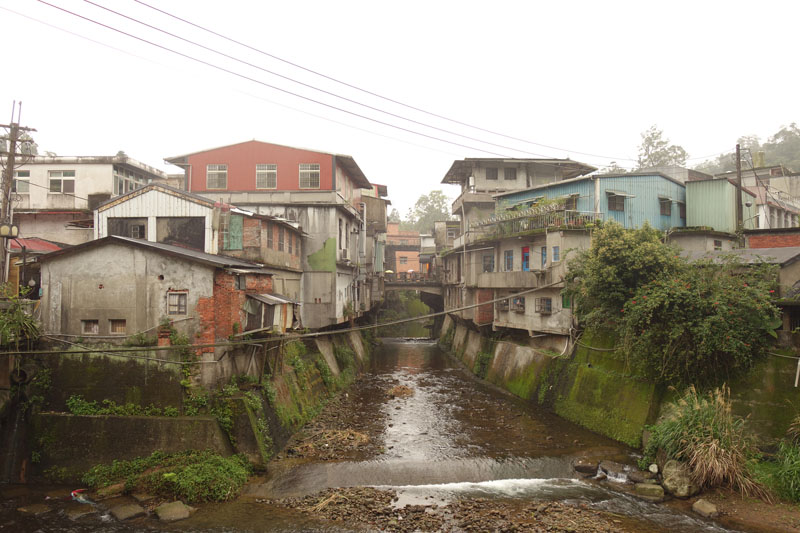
[0,339,741,532]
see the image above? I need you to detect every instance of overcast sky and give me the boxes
[2,0,798,216]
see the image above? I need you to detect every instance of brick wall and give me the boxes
[748,233,800,248]
[195,271,273,352]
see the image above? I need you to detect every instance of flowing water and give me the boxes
[0,339,742,532]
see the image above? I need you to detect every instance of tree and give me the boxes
[600,161,628,174]
[565,222,683,325]
[694,135,761,175]
[402,190,454,233]
[636,125,688,168]
[388,208,401,223]
[693,123,800,175]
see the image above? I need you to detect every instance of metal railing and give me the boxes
[468,209,602,243]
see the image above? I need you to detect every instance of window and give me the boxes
[338,219,343,248]
[278,227,285,251]
[235,275,246,290]
[541,246,547,268]
[256,164,277,189]
[12,170,29,193]
[266,222,273,249]
[561,292,571,309]
[81,320,99,335]
[512,297,526,313]
[496,298,509,311]
[399,256,408,265]
[659,198,672,216]
[109,319,126,334]
[482,254,494,273]
[447,228,457,240]
[535,297,553,314]
[713,239,723,251]
[299,163,320,189]
[504,250,513,271]
[608,194,625,212]
[521,246,530,271]
[206,164,227,189]
[168,292,188,315]
[485,167,498,180]
[49,170,75,193]
[131,224,146,239]
[678,202,686,219]
[552,246,560,262]
[504,167,517,180]
[288,232,293,255]
[564,195,578,210]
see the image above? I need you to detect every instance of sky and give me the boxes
[1,0,799,217]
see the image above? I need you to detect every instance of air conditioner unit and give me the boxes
[340,248,349,261]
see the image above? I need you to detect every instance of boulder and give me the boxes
[155,501,194,522]
[633,483,665,502]
[97,482,125,499]
[599,460,628,480]
[17,504,51,515]
[573,458,598,476]
[662,460,699,499]
[628,470,656,484]
[692,498,718,518]
[110,503,146,521]
[648,463,659,474]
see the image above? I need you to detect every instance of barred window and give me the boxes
[81,320,99,335]
[486,167,498,180]
[206,164,227,189]
[168,292,188,315]
[256,164,277,189]
[504,167,517,180]
[109,319,126,334]
[299,163,320,189]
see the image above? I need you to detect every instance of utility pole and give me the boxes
[0,101,37,283]
[735,143,743,232]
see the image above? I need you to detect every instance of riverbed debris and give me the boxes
[387,385,414,398]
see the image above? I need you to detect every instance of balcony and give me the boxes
[466,208,602,245]
[476,269,554,288]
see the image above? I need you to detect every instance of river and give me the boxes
[0,339,739,532]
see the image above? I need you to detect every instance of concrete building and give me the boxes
[10,153,167,245]
[94,183,303,304]
[441,158,596,247]
[713,165,800,229]
[385,222,420,279]
[164,140,383,329]
[38,236,277,348]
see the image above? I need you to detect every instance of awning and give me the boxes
[606,190,636,197]
[247,293,299,306]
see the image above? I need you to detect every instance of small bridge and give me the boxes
[384,279,442,296]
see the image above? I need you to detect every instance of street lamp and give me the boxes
[0,223,18,238]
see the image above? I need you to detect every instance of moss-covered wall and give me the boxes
[440,316,661,448]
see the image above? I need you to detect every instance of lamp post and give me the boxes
[0,223,20,285]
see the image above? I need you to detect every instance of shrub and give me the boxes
[473,351,493,379]
[0,284,40,349]
[333,344,355,370]
[65,395,179,417]
[642,385,770,500]
[772,441,800,502]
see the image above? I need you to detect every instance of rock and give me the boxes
[110,503,146,520]
[662,460,699,499]
[598,460,627,479]
[573,458,598,476]
[132,492,154,503]
[97,482,125,499]
[155,501,194,522]
[628,470,656,483]
[633,483,665,502]
[66,504,97,521]
[648,463,659,474]
[17,504,51,515]
[692,498,718,518]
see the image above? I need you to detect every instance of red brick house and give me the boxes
[165,140,383,329]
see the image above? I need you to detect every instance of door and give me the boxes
[521,247,530,271]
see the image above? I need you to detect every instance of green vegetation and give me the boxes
[123,331,157,347]
[66,395,179,417]
[0,284,39,350]
[378,290,431,337]
[642,386,769,499]
[566,223,781,387]
[473,351,493,380]
[82,450,251,503]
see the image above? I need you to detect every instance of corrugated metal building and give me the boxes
[495,172,687,231]
[686,178,757,233]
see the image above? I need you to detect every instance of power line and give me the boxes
[36,0,510,157]
[131,0,640,164]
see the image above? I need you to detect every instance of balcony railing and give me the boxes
[467,209,602,243]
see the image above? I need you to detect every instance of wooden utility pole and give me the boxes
[0,102,37,283]
[735,143,743,231]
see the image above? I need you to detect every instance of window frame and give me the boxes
[206,164,228,190]
[299,163,321,189]
[48,170,76,194]
[659,198,672,216]
[678,202,686,219]
[81,319,99,335]
[535,297,553,314]
[399,256,408,265]
[485,167,498,180]
[608,194,625,212]
[504,167,517,180]
[564,195,578,211]
[167,292,188,316]
[504,250,513,271]
[109,319,127,335]
[12,170,30,194]
[482,254,494,273]
[552,245,560,263]
[256,163,277,189]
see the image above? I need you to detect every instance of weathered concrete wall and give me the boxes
[31,414,232,480]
